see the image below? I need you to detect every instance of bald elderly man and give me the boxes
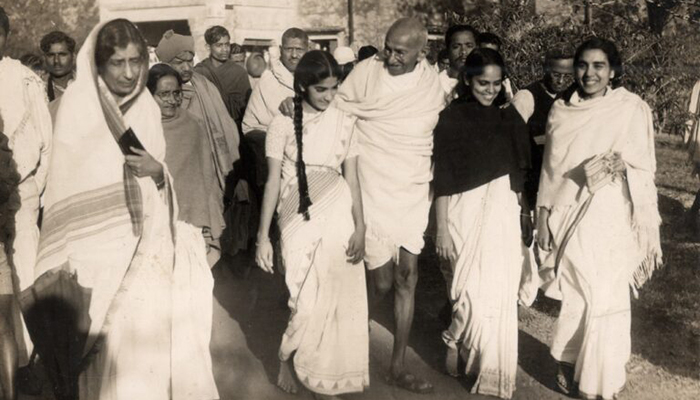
[335,18,445,393]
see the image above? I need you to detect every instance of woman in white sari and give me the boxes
[434,48,536,399]
[255,50,369,400]
[537,38,662,400]
[31,20,211,400]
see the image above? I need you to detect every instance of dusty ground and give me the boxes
[20,134,700,399]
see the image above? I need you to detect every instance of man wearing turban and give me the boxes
[156,29,240,265]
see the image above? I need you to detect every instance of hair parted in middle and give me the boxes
[291,50,342,220]
[147,63,183,95]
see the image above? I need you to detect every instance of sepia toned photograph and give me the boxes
[0,1,698,399]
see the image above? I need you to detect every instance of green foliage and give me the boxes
[2,0,98,59]
[447,0,700,134]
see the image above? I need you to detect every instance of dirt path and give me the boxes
[19,135,699,400]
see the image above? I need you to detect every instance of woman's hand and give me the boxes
[536,208,552,251]
[255,239,274,273]
[521,212,534,247]
[346,225,365,264]
[435,230,456,262]
[607,151,626,174]
[125,147,163,178]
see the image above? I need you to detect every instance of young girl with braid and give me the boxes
[255,50,369,399]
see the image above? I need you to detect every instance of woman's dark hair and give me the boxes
[95,19,148,70]
[292,50,342,220]
[573,37,623,88]
[19,53,44,73]
[147,63,183,95]
[456,48,508,106]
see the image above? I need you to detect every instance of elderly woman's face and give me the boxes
[100,42,143,98]
[153,75,182,119]
[575,49,614,100]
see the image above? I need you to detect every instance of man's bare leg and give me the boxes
[0,295,17,400]
[391,248,418,376]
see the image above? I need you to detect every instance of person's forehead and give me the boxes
[385,32,420,51]
[578,49,608,63]
[451,31,476,44]
[110,43,142,59]
[214,35,230,44]
[282,37,307,48]
[47,42,70,53]
[549,58,574,73]
[156,75,180,90]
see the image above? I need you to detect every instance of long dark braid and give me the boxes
[292,50,342,220]
[293,93,312,220]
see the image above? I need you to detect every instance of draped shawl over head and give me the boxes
[538,87,662,286]
[334,56,445,259]
[37,21,169,276]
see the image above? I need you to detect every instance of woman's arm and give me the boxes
[343,156,365,264]
[517,191,534,247]
[435,195,456,261]
[255,157,282,273]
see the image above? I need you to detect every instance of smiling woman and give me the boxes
[433,48,536,399]
[255,50,369,399]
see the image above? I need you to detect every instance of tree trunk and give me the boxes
[584,0,593,26]
[347,0,354,45]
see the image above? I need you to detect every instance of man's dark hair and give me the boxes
[204,25,229,45]
[358,45,378,62]
[444,24,479,48]
[0,6,10,34]
[543,47,574,70]
[20,53,43,71]
[478,32,502,49]
[40,31,76,54]
[281,28,309,45]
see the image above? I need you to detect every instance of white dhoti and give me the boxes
[335,57,445,268]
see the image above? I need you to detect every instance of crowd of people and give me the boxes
[0,5,664,400]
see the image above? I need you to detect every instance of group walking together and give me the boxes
[0,5,663,400]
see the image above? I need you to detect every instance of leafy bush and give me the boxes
[447,1,700,135]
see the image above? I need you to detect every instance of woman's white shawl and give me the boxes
[538,87,662,288]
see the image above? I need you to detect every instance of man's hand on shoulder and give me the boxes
[279,97,295,118]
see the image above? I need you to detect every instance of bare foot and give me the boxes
[446,345,459,377]
[277,360,298,394]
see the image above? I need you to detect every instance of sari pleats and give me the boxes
[442,175,528,399]
[278,174,369,396]
[549,181,635,400]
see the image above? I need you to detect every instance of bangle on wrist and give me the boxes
[256,236,270,246]
[520,213,532,218]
